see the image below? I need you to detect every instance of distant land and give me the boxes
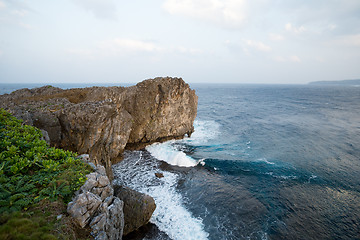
[309,79,360,85]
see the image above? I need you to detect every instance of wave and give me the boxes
[146,141,198,167]
[183,120,221,145]
[113,151,209,240]
[146,120,221,168]
[256,158,275,165]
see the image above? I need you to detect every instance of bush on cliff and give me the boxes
[0,108,93,238]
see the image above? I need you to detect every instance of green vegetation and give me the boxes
[0,109,93,239]
[0,210,57,240]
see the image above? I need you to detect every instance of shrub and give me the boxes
[0,108,92,214]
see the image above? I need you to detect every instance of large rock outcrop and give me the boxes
[0,77,198,176]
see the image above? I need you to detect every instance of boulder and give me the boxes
[113,185,156,236]
[155,172,164,178]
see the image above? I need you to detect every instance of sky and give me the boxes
[0,0,360,84]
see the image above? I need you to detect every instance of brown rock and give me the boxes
[113,185,156,236]
[67,164,124,240]
[0,77,198,178]
[67,191,102,228]
[155,172,164,178]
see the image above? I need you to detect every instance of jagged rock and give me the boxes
[113,185,156,236]
[67,191,102,228]
[123,78,198,145]
[68,165,124,240]
[105,197,124,240]
[89,196,124,240]
[80,166,113,201]
[0,77,198,178]
[78,154,97,170]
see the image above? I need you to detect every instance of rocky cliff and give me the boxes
[0,77,198,177]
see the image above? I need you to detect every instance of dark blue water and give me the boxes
[176,84,360,239]
[115,84,360,240]
[2,83,360,239]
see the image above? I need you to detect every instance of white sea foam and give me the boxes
[114,120,219,237]
[146,120,220,168]
[257,158,275,165]
[147,174,209,240]
[113,151,209,240]
[182,120,220,145]
[308,174,317,183]
[146,141,198,167]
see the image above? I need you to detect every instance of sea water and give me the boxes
[113,84,360,240]
[2,83,360,239]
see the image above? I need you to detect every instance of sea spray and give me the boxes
[113,150,209,240]
[146,141,198,167]
[145,120,221,168]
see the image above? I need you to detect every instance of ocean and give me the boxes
[1,83,360,239]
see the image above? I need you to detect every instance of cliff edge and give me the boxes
[0,77,198,177]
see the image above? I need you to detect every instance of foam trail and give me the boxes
[113,151,209,240]
[146,173,209,240]
[257,158,275,165]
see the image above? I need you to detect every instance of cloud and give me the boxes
[11,9,28,17]
[72,0,117,20]
[163,0,247,28]
[68,38,202,58]
[334,34,360,47]
[290,55,301,62]
[67,48,95,59]
[285,23,306,34]
[269,33,284,41]
[0,1,35,29]
[98,39,163,55]
[244,40,271,52]
[176,46,202,55]
[327,24,337,31]
[0,1,5,9]
[274,55,301,63]
[18,21,33,30]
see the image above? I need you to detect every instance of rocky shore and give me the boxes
[0,77,198,239]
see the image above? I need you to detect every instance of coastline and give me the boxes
[0,77,198,239]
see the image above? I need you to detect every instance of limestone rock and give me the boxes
[89,196,124,240]
[0,77,198,178]
[80,166,113,201]
[67,191,102,228]
[123,77,198,145]
[105,197,124,240]
[113,185,156,236]
[68,165,124,240]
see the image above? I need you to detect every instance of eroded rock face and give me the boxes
[113,185,156,236]
[67,191,102,228]
[0,77,198,176]
[67,165,124,240]
[0,77,197,177]
[123,78,198,145]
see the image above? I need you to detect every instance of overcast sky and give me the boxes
[0,0,360,84]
